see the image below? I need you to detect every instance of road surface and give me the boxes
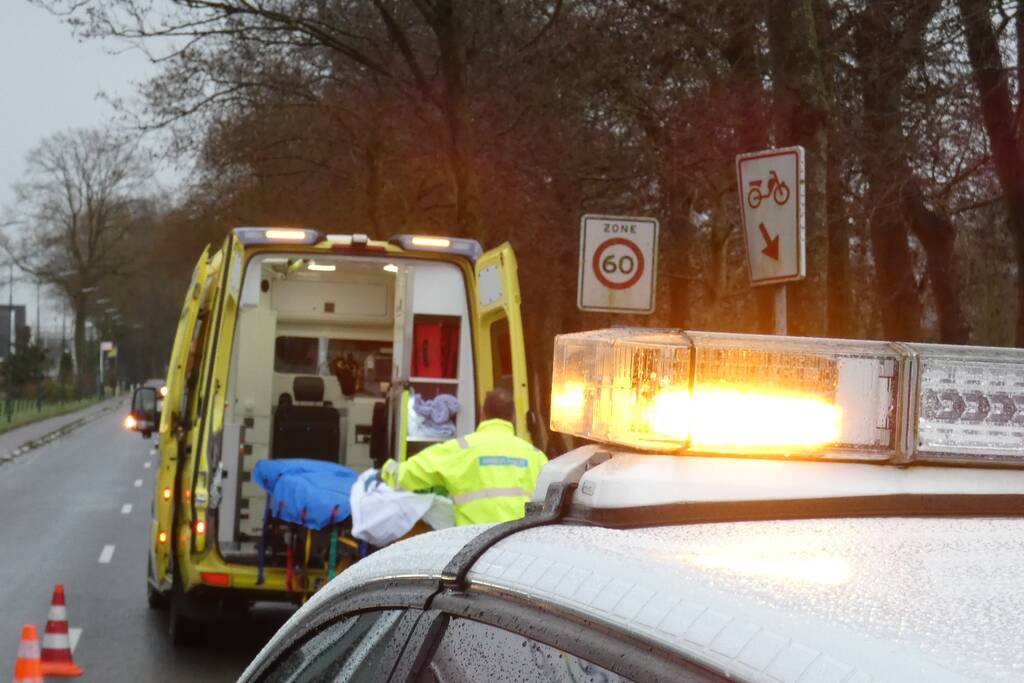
[0,400,294,681]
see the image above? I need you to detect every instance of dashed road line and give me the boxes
[144,461,151,469]
[121,503,132,515]
[98,545,115,564]
[149,448,156,455]
[133,478,143,487]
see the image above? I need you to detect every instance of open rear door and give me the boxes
[152,245,211,592]
[474,243,531,440]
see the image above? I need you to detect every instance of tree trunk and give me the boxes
[900,180,970,343]
[958,0,1024,345]
[429,0,483,240]
[814,0,851,338]
[723,2,773,333]
[766,0,830,336]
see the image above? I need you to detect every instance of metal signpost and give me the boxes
[577,214,659,314]
[736,146,806,334]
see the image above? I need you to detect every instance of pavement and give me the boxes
[0,398,120,465]
[0,403,294,682]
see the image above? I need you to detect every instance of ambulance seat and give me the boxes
[271,377,340,461]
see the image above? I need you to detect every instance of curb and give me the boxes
[0,400,122,467]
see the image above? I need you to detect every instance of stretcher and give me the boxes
[252,459,364,598]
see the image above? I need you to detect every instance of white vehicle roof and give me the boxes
[469,518,1024,682]
[244,447,1024,682]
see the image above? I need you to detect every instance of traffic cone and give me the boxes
[12,625,42,683]
[39,585,82,676]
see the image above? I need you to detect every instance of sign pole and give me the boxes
[774,285,787,336]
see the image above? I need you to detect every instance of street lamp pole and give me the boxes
[7,263,13,420]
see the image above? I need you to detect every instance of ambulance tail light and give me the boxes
[388,234,483,260]
[909,343,1024,465]
[200,572,229,586]
[551,329,902,459]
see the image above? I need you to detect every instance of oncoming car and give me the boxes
[240,329,1024,682]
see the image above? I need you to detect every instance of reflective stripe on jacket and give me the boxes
[381,419,547,525]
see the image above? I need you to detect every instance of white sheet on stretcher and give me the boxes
[350,468,455,547]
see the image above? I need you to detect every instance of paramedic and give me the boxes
[380,388,547,525]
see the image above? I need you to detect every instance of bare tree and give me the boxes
[2,128,150,391]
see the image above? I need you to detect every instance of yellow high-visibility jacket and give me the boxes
[381,419,547,526]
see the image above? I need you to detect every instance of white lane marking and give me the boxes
[149,448,156,455]
[121,503,132,515]
[98,545,115,564]
[69,628,82,654]
[134,479,143,487]
[144,461,151,469]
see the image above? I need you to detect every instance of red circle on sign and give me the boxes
[592,238,645,290]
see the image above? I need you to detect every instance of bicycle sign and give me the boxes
[736,146,805,286]
[578,214,658,313]
[747,170,790,209]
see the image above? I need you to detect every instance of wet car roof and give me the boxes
[469,518,1024,682]
[246,514,1023,682]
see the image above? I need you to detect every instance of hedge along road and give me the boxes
[0,406,294,681]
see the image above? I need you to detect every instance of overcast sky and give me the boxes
[1,0,167,337]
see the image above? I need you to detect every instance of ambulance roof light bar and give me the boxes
[234,227,321,245]
[550,328,1024,467]
[388,234,483,260]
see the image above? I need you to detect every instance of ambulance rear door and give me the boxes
[152,245,211,592]
[473,243,531,440]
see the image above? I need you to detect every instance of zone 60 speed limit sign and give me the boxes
[578,214,659,313]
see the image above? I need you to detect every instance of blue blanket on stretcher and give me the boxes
[253,459,359,530]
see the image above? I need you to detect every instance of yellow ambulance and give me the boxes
[131,228,534,642]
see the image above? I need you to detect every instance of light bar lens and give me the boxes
[307,261,336,272]
[234,227,321,245]
[910,344,1024,464]
[687,332,899,456]
[551,329,900,457]
[551,329,690,450]
[388,234,484,260]
[411,236,451,248]
[265,229,308,241]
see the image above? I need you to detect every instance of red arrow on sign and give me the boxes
[758,222,779,260]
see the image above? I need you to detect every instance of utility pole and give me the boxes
[7,263,13,421]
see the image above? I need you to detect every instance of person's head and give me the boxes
[481,387,515,423]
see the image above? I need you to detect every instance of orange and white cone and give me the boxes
[12,624,43,683]
[39,584,82,676]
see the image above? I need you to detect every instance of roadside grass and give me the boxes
[0,398,103,436]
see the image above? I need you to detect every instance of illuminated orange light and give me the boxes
[550,381,586,426]
[195,520,206,535]
[162,487,172,501]
[688,387,840,453]
[157,531,168,544]
[410,236,451,248]
[265,229,307,241]
[123,415,137,430]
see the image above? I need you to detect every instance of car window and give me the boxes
[416,616,634,683]
[261,609,406,683]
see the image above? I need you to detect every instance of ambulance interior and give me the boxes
[215,254,476,553]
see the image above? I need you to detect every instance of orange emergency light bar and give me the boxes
[551,328,1024,467]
